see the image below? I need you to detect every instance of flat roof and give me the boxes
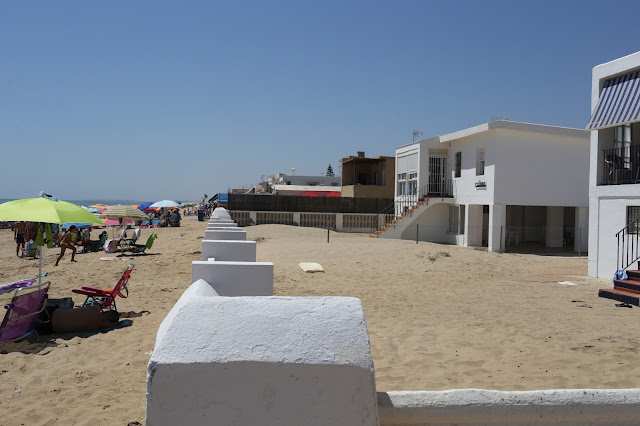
[397,120,587,149]
[340,155,394,164]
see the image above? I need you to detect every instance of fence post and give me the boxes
[578,226,581,257]
[500,226,503,253]
[327,222,330,243]
[416,224,419,244]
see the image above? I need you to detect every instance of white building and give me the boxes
[267,170,341,190]
[380,121,589,253]
[587,51,640,278]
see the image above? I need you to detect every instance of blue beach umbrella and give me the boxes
[137,201,154,211]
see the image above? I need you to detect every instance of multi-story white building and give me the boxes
[379,121,589,253]
[587,51,640,278]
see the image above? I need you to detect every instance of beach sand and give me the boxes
[0,219,636,425]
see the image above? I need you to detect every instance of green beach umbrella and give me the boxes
[0,196,103,224]
[0,193,103,285]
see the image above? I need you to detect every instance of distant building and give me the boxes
[267,169,341,190]
[340,152,395,198]
[376,121,589,253]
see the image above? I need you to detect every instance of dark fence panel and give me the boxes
[228,194,394,214]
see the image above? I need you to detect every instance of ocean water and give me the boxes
[0,198,145,207]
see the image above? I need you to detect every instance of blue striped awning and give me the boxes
[587,70,640,130]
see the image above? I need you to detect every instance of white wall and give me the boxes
[147,293,378,426]
[204,229,247,241]
[377,389,640,425]
[201,240,256,262]
[191,261,273,296]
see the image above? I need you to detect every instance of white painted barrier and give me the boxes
[201,240,256,262]
[147,294,378,426]
[207,221,237,227]
[204,229,247,241]
[212,207,231,220]
[377,389,640,425]
[191,260,273,296]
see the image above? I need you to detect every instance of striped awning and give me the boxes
[587,70,640,130]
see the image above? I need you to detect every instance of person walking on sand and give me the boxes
[12,221,26,257]
[55,225,78,266]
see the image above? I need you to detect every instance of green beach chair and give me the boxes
[124,232,157,255]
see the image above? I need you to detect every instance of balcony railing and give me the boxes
[601,146,640,185]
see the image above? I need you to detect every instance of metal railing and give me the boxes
[376,180,454,231]
[601,146,640,185]
[617,214,640,271]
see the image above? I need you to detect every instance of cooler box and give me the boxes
[197,210,205,222]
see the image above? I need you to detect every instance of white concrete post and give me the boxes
[465,204,483,247]
[576,206,589,254]
[293,212,301,225]
[191,261,273,296]
[201,240,256,262]
[147,293,378,426]
[488,204,506,252]
[336,213,344,232]
[546,206,564,248]
[204,229,247,241]
[249,211,257,225]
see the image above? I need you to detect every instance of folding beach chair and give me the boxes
[118,228,141,252]
[0,281,50,342]
[72,264,134,311]
[122,233,157,255]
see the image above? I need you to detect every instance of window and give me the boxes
[455,152,462,178]
[397,173,407,195]
[628,206,640,234]
[476,148,485,176]
[408,172,418,195]
[615,125,632,167]
[448,205,465,234]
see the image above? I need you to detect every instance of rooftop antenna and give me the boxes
[412,130,423,142]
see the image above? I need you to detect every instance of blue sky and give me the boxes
[1,1,638,201]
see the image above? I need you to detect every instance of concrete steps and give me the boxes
[599,268,640,306]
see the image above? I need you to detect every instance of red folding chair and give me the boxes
[72,264,134,311]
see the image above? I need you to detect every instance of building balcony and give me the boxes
[600,146,640,186]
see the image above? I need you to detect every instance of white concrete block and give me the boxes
[191,261,273,296]
[201,240,256,262]
[212,207,231,220]
[147,296,377,426]
[207,220,237,227]
[377,389,640,425]
[204,229,247,241]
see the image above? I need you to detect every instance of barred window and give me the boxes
[455,152,462,178]
[628,206,640,234]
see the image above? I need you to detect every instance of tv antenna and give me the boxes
[412,130,423,142]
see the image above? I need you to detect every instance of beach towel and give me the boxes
[613,269,628,288]
[299,262,324,273]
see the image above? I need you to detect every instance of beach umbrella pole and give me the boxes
[39,246,43,286]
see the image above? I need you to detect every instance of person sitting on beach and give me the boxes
[33,305,120,335]
[12,221,26,257]
[55,225,78,266]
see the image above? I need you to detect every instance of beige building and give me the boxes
[340,152,395,198]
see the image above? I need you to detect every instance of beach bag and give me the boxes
[613,269,628,288]
[104,239,118,254]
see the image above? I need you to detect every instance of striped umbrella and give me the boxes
[100,205,149,221]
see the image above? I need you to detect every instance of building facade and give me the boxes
[386,121,589,253]
[340,152,395,198]
[587,51,640,278]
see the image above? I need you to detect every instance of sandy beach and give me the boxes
[0,218,635,425]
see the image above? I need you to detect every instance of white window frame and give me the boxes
[397,173,407,196]
[408,172,418,195]
[448,205,465,235]
[476,148,485,176]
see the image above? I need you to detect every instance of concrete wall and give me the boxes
[204,229,246,241]
[377,389,640,425]
[147,292,378,426]
[201,240,256,262]
[191,261,273,296]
